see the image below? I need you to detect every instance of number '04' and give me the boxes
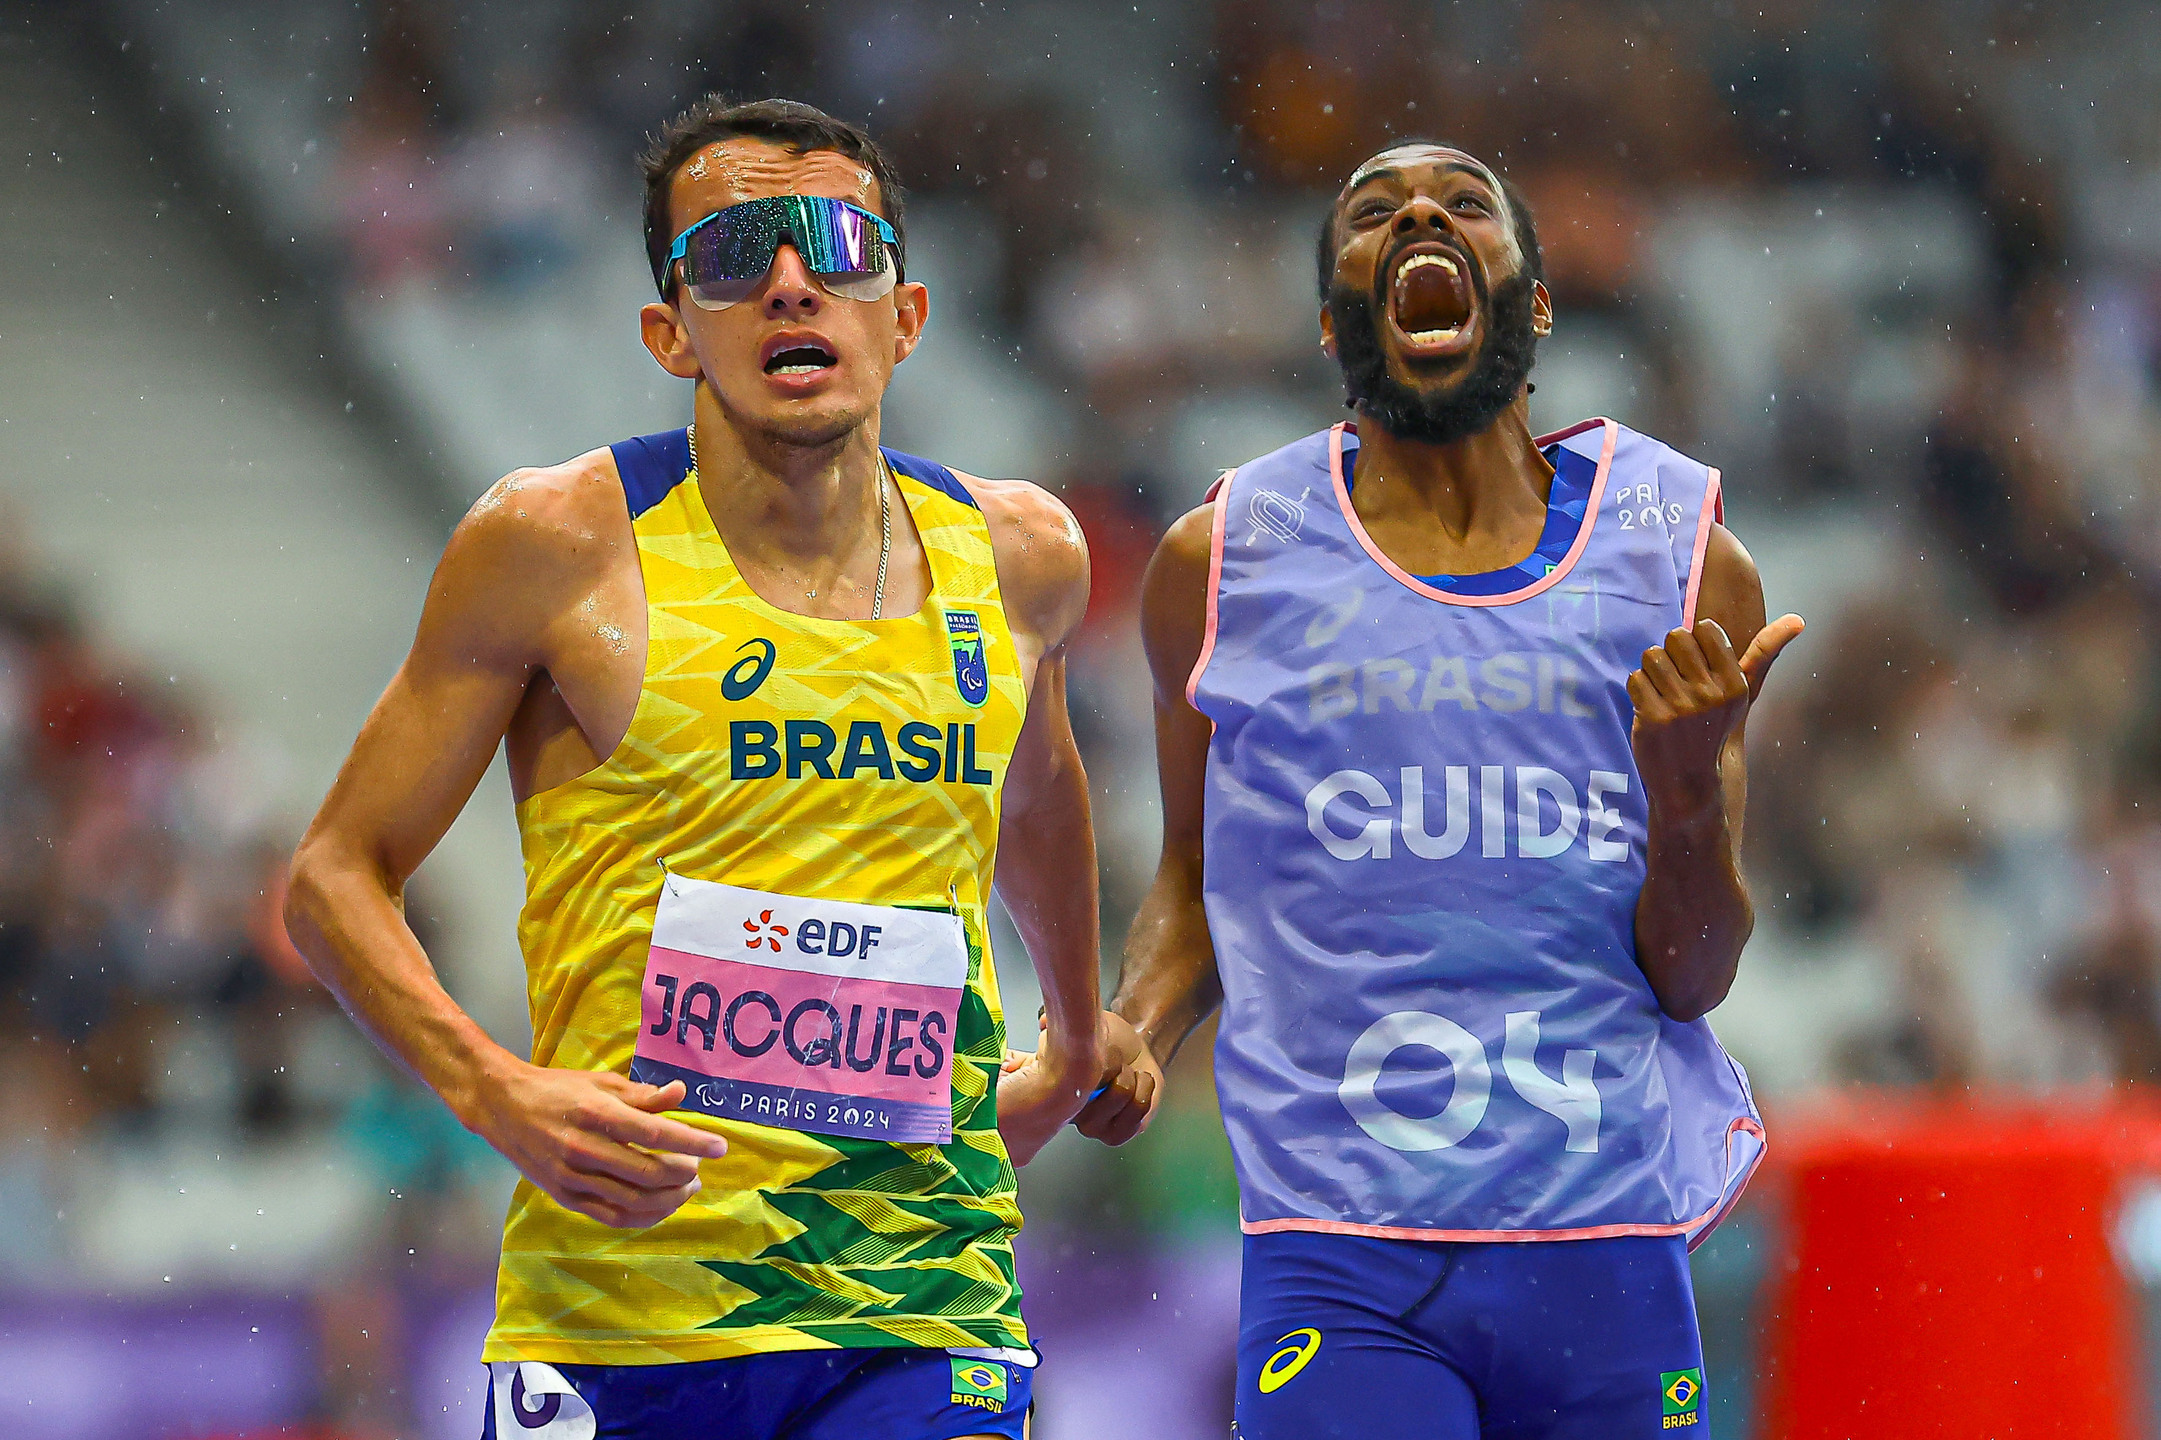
[1337,1010,1601,1154]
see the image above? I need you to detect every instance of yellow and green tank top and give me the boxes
[485,427,1030,1365]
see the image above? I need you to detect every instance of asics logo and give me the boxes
[1257,1329,1322,1393]
[721,638,777,700]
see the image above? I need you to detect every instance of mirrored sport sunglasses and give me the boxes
[666,194,901,311]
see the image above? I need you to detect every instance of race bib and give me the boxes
[629,872,969,1143]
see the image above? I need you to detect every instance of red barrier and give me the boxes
[1760,1093,2161,1439]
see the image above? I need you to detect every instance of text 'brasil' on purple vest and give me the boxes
[1191,418,1762,1246]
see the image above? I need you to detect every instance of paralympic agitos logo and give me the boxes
[946,609,989,707]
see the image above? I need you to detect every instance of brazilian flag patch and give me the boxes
[1660,1369,1704,1428]
[951,1358,1008,1412]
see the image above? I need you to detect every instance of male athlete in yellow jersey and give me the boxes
[287,97,1147,1439]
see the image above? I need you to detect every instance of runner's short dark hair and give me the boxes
[1315,146,1543,299]
[640,96,907,299]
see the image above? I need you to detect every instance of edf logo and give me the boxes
[733,906,885,961]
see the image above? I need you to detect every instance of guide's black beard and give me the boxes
[1329,271,1541,446]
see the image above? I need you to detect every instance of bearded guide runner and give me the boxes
[1102,136,1807,1439]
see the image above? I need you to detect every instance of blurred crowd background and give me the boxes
[5,0,2161,1435]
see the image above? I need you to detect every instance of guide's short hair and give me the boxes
[1316,146,1544,298]
[640,95,907,298]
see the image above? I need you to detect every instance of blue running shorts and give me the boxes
[1235,1230,1709,1439]
[481,1346,1034,1440]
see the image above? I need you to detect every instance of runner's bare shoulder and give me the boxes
[1150,502,1215,585]
[1137,501,1217,699]
[445,449,633,590]
[950,472,1090,650]
[428,447,637,649]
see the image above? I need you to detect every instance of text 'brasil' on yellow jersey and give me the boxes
[486,428,1029,1366]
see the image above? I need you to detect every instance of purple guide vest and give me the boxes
[1190,418,1763,1246]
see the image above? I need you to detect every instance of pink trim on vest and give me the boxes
[1682,467,1722,629]
[1185,472,1235,707]
[1241,1115,1767,1247]
[1682,1112,1766,1252]
[1329,418,1619,608]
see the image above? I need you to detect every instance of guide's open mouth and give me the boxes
[1389,246,1475,350]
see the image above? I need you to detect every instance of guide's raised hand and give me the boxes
[472,1067,730,1230]
[1627,614,1804,811]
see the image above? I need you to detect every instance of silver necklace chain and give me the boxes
[872,460,891,621]
[688,422,892,620]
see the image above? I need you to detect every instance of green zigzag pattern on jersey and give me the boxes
[695,1174,1019,1331]
[689,903,1022,1339]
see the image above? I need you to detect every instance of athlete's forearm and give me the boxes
[286,838,521,1125]
[1633,772,1752,1024]
[995,743,1105,1073]
[1111,849,1222,1067]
